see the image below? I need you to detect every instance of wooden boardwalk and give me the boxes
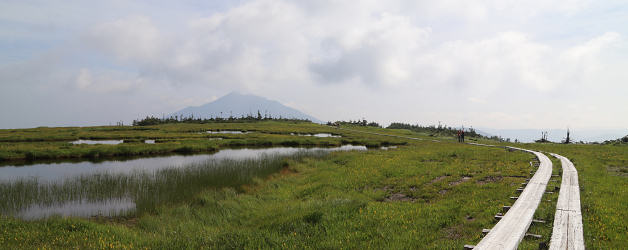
[474,147,553,250]
[549,153,585,250]
[332,128,585,249]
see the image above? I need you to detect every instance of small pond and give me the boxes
[71,140,123,145]
[0,145,367,219]
[290,133,341,138]
[206,130,249,134]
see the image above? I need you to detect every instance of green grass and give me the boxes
[0,122,625,248]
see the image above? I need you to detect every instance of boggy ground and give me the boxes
[0,121,409,162]
[0,123,536,249]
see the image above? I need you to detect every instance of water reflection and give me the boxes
[290,133,341,138]
[0,145,367,219]
[0,145,366,182]
[17,198,135,220]
[206,131,249,134]
[71,140,123,145]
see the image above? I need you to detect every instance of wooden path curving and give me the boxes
[549,153,585,250]
[473,147,553,250]
[332,127,584,249]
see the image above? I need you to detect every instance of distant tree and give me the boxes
[367,122,381,128]
[386,122,488,140]
[535,131,550,143]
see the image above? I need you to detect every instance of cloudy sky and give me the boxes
[1,0,627,132]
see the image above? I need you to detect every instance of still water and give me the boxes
[290,133,341,138]
[71,140,123,145]
[206,130,249,134]
[0,145,367,219]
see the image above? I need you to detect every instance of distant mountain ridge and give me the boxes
[171,92,322,123]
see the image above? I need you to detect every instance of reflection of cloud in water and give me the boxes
[0,146,367,182]
[2,145,368,219]
[290,133,341,138]
[71,139,123,145]
[16,198,135,220]
[206,131,249,134]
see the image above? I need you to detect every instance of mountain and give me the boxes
[171,92,323,123]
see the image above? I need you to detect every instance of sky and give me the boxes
[1,0,627,135]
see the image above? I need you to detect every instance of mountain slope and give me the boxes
[171,92,322,123]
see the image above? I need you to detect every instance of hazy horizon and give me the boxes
[1,1,627,135]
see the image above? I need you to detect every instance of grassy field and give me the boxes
[0,122,625,248]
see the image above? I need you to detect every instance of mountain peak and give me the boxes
[171,93,322,123]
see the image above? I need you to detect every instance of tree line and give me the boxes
[327,119,382,128]
[385,122,505,140]
[133,112,311,126]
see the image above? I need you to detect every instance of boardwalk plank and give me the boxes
[474,148,553,250]
[549,153,585,250]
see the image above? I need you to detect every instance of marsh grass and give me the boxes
[0,150,329,219]
[0,121,406,161]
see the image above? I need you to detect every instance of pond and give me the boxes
[0,145,367,182]
[71,139,123,145]
[0,145,367,219]
[206,130,249,134]
[290,133,341,138]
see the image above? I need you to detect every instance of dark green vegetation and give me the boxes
[132,114,312,126]
[387,122,496,140]
[602,134,628,145]
[0,122,625,248]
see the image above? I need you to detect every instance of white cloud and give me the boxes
[1,0,627,130]
[74,68,145,93]
[75,68,92,89]
[86,16,168,64]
